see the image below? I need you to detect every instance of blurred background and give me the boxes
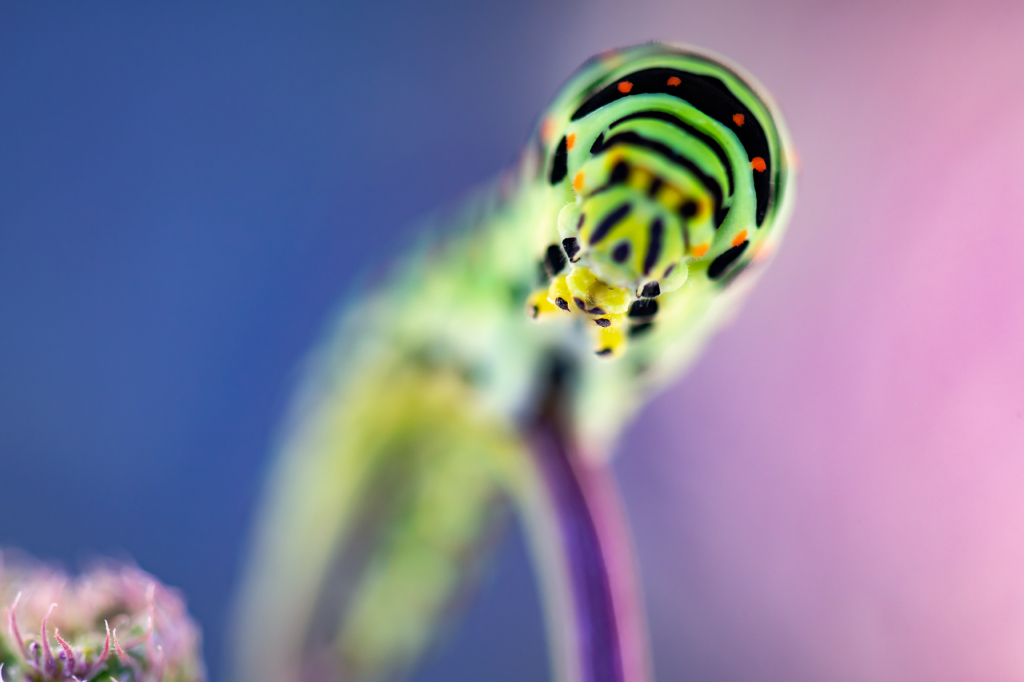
[2,1,1024,681]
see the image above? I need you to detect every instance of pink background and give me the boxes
[570,2,1024,680]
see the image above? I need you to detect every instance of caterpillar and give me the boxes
[233,43,796,682]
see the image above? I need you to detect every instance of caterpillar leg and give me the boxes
[527,288,561,320]
[564,265,631,357]
[593,322,627,357]
[565,265,630,317]
[529,262,635,358]
[525,274,574,321]
[548,273,574,313]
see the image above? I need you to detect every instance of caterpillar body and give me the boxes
[234,43,795,682]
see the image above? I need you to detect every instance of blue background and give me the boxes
[0,3,565,680]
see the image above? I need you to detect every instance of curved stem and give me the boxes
[520,360,651,682]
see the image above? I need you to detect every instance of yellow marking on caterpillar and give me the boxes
[566,265,630,316]
[626,166,653,194]
[543,265,635,357]
[547,273,573,312]
[594,324,626,358]
[656,184,683,212]
[528,289,560,319]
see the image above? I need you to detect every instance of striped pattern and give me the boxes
[233,44,795,682]
[544,45,791,301]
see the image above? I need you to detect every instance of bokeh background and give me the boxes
[2,1,1024,681]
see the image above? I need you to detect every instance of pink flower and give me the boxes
[1,551,204,682]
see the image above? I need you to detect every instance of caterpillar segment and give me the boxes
[529,46,791,359]
[235,42,795,682]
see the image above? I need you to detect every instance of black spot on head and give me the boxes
[531,305,539,319]
[648,177,663,197]
[596,348,614,356]
[549,135,568,185]
[589,203,632,245]
[573,297,587,311]
[609,161,630,185]
[595,318,611,328]
[612,241,631,263]
[544,244,568,276]
[643,218,663,275]
[629,322,654,337]
[640,281,660,298]
[562,237,580,260]
[707,240,749,279]
[629,298,658,318]
[555,297,569,311]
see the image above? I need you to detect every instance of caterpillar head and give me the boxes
[556,147,715,297]
[530,44,795,357]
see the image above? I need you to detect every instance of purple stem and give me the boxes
[532,421,625,682]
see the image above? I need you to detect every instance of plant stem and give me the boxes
[525,358,651,682]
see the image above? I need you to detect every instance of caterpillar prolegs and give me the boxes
[233,43,796,682]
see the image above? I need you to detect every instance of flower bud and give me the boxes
[0,550,204,682]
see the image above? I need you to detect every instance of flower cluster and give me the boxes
[0,552,204,682]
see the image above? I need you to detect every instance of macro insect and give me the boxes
[233,43,796,682]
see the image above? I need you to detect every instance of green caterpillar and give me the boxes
[233,43,796,682]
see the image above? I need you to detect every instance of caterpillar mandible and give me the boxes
[234,43,796,682]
